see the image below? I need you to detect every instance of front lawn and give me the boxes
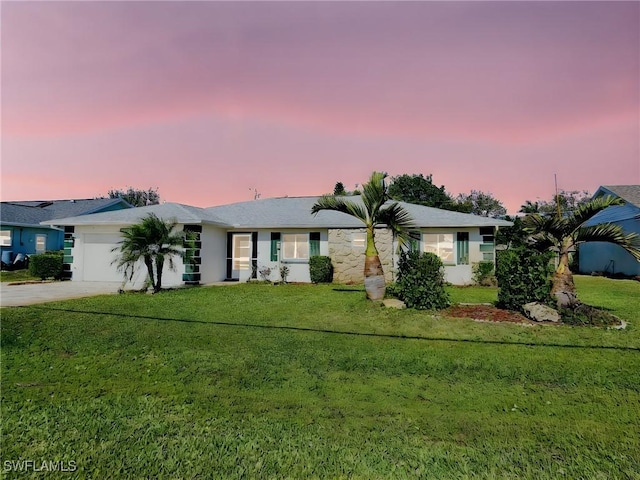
[0,269,39,283]
[2,277,639,478]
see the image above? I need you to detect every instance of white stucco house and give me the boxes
[43,196,512,288]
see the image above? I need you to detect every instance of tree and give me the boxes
[312,172,415,301]
[495,215,528,248]
[455,190,506,217]
[112,213,187,293]
[108,187,160,207]
[388,173,455,209]
[524,196,640,308]
[520,190,591,216]
[333,182,347,196]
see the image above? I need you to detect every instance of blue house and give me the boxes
[579,185,640,277]
[1,198,131,266]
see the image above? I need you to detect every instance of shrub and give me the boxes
[560,304,621,327]
[495,246,554,312]
[472,261,497,286]
[258,266,272,282]
[279,265,290,283]
[384,282,401,299]
[396,250,450,310]
[29,251,64,280]
[309,256,333,283]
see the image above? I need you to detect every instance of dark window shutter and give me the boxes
[270,232,281,261]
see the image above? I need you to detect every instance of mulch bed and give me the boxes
[443,304,624,328]
[443,304,547,325]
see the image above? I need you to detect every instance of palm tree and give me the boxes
[523,195,640,308]
[311,171,416,301]
[112,213,187,293]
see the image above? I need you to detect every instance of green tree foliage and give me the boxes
[454,190,506,217]
[108,187,160,207]
[333,182,347,196]
[112,213,188,293]
[396,250,450,310]
[312,172,416,300]
[495,246,554,312]
[388,174,455,209]
[519,190,591,216]
[524,195,640,307]
[495,215,528,248]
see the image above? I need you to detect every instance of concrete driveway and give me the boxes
[0,281,123,307]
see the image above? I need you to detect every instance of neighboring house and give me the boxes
[1,198,131,268]
[42,197,512,287]
[579,185,640,277]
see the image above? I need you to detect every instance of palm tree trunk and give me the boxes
[144,255,155,292]
[551,250,578,308]
[155,255,164,293]
[364,255,386,300]
[364,226,385,301]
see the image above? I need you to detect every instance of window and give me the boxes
[309,232,320,257]
[352,232,366,249]
[423,233,454,264]
[35,234,47,253]
[479,227,495,262]
[0,230,11,247]
[282,234,309,260]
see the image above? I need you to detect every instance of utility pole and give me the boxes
[554,174,562,218]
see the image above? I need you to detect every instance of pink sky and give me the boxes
[2,1,638,214]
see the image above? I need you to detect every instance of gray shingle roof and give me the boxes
[206,196,512,229]
[0,203,52,226]
[40,196,513,229]
[1,198,130,227]
[598,185,640,207]
[585,185,640,225]
[41,203,229,227]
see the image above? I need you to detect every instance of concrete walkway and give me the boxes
[0,281,123,307]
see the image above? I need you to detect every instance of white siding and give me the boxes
[199,225,228,283]
[71,225,185,288]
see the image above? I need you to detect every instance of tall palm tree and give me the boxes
[524,195,640,308]
[311,171,416,300]
[112,213,187,293]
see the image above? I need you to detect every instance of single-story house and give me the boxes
[42,196,512,287]
[1,198,131,269]
[579,185,640,277]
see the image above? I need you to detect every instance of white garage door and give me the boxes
[82,234,126,282]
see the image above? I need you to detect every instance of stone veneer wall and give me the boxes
[328,228,395,284]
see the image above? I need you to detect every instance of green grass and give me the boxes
[2,276,639,478]
[0,269,39,283]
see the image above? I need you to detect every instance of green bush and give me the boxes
[495,246,554,312]
[29,251,64,280]
[396,250,450,310]
[309,256,333,283]
[384,282,401,299]
[472,261,497,286]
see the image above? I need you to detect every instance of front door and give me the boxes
[226,232,257,281]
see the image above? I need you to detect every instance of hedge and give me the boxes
[29,251,64,280]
